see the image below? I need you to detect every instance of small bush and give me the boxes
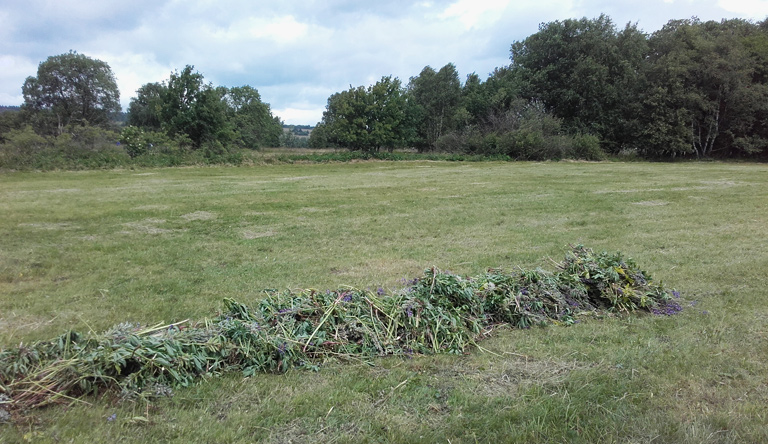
[0,126,50,168]
[570,134,605,160]
[434,133,465,153]
[0,125,131,170]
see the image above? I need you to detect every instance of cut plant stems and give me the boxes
[0,245,679,413]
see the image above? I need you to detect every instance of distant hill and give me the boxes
[0,105,21,113]
[282,124,314,137]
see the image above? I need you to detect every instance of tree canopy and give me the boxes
[126,66,283,150]
[318,76,410,152]
[22,51,121,135]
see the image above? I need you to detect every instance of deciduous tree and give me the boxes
[22,51,120,135]
[223,85,282,148]
[320,76,409,152]
[159,66,231,148]
[407,64,462,150]
[510,15,647,152]
[127,82,165,130]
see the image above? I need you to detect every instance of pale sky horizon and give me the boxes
[2,0,767,125]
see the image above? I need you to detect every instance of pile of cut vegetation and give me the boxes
[0,245,681,413]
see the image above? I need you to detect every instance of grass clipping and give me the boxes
[0,245,682,412]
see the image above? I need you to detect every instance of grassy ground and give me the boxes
[1,161,767,443]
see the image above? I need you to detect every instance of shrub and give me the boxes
[120,126,179,158]
[434,132,465,153]
[0,126,50,168]
[0,125,129,170]
[570,134,605,160]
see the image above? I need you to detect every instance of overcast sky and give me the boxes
[2,0,767,125]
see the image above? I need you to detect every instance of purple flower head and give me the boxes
[278,308,292,314]
[342,293,352,302]
[405,278,419,286]
[377,287,385,296]
[406,305,413,318]
[278,342,287,355]
[521,288,529,296]
[107,413,117,422]
[651,300,683,316]
[672,290,680,299]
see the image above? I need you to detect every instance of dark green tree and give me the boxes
[127,82,165,130]
[0,109,23,143]
[407,64,462,150]
[308,122,333,148]
[21,51,121,135]
[641,18,768,158]
[458,73,490,127]
[159,66,231,148]
[510,15,648,152]
[320,76,409,152]
[223,85,282,148]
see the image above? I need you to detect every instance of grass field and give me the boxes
[1,161,767,443]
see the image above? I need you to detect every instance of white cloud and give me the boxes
[204,15,310,45]
[440,0,510,29]
[0,55,38,104]
[717,0,768,18]
[275,107,326,125]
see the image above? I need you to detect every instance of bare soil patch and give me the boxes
[121,218,173,235]
[180,211,217,221]
[633,200,669,206]
[242,229,276,239]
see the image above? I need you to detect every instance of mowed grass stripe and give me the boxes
[1,161,767,443]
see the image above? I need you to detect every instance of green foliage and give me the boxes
[119,126,186,158]
[0,124,129,170]
[0,246,676,411]
[223,86,282,148]
[0,109,23,143]
[127,82,165,130]
[408,64,463,150]
[21,51,121,136]
[640,18,768,158]
[430,100,603,161]
[308,122,333,148]
[570,134,605,160]
[321,76,410,152]
[127,73,282,152]
[511,15,647,153]
[159,66,231,149]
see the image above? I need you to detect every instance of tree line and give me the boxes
[312,15,768,160]
[2,15,768,169]
[0,51,283,168]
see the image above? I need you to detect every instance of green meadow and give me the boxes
[1,161,767,443]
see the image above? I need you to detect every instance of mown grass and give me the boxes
[1,161,767,443]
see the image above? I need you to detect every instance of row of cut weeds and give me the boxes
[0,245,679,413]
